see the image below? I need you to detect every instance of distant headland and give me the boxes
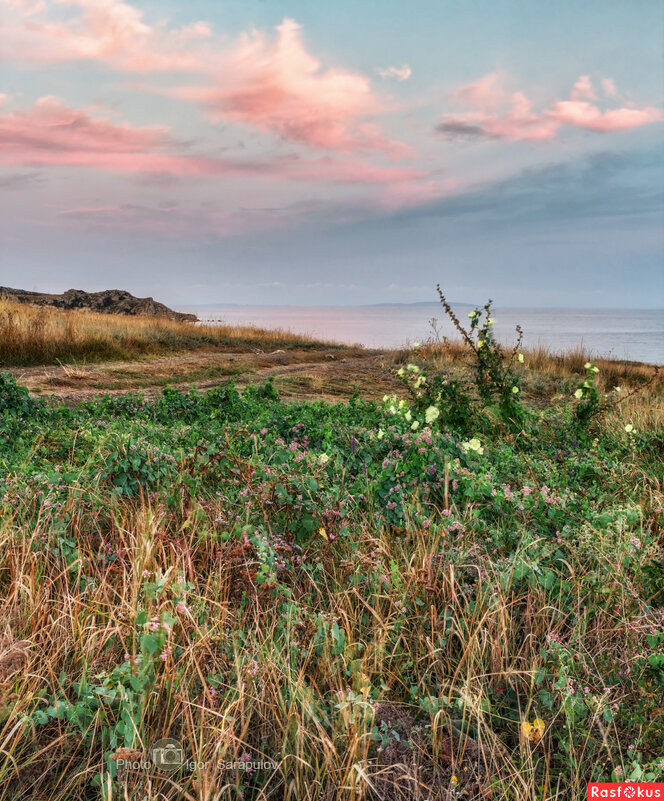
[0,286,197,322]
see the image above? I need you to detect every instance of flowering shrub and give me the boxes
[570,361,602,425]
[437,287,525,424]
[394,291,525,432]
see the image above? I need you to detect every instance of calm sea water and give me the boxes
[180,304,664,365]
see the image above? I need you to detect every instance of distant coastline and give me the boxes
[179,304,664,364]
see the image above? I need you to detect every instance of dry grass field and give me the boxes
[0,297,345,366]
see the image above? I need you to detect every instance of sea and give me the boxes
[178,304,664,365]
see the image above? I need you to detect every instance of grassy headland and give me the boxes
[0,300,662,800]
[0,297,345,366]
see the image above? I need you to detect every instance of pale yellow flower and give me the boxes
[412,342,420,350]
[406,364,420,373]
[574,388,583,399]
[624,423,634,433]
[424,406,440,424]
[477,339,485,349]
[512,386,519,394]
[517,353,524,363]
[397,367,405,377]
[462,437,484,454]
[319,453,330,465]
[411,421,419,430]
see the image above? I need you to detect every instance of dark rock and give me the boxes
[0,286,197,322]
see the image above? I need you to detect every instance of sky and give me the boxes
[1,0,663,308]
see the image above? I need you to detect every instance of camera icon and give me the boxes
[151,738,184,771]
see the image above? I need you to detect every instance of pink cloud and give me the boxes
[570,75,597,101]
[602,78,617,97]
[173,19,409,158]
[437,73,663,141]
[452,71,506,111]
[0,0,211,71]
[0,96,212,174]
[377,64,412,82]
[439,74,558,141]
[0,96,429,190]
[2,2,407,158]
[549,100,663,132]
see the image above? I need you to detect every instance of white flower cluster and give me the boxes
[461,437,484,455]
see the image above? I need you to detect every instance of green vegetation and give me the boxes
[0,302,662,800]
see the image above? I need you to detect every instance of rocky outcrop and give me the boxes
[0,287,197,322]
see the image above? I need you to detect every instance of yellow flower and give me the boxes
[614,387,621,393]
[517,353,524,363]
[319,527,328,540]
[477,340,485,349]
[450,775,458,784]
[574,388,583,399]
[412,342,420,350]
[624,423,634,433]
[488,318,495,325]
[404,410,412,422]
[377,428,385,439]
[584,362,592,370]
[397,367,405,377]
[319,453,330,465]
[512,386,519,394]
[468,311,477,319]
[411,421,419,430]
[407,364,420,373]
[424,406,439,424]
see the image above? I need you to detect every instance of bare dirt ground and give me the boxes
[6,348,402,404]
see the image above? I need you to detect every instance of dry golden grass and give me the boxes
[407,339,661,386]
[0,297,343,366]
[2,494,643,801]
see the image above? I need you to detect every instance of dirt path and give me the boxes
[6,348,401,403]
